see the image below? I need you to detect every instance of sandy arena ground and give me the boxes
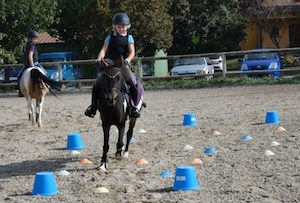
[0,84,299,202]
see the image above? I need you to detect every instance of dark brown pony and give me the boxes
[96,58,139,171]
[19,67,60,127]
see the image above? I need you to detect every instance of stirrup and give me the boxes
[130,106,140,118]
[85,106,96,118]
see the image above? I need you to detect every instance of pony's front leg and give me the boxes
[36,97,44,127]
[124,117,137,158]
[26,97,34,125]
[115,123,125,159]
[99,124,110,172]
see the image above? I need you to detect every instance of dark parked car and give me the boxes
[0,66,22,82]
[142,63,152,76]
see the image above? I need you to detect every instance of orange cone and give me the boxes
[190,157,203,165]
[79,158,93,164]
[135,158,149,165]
[276,126,286,132]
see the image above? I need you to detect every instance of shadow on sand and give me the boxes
[147,187,173,193]
[251,122,265,126]
[0,157,76,179]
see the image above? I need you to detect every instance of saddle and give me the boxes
[99,59,146,116]
[122,77,145,115]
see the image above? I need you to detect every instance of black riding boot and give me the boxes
[17,81,24,97]
[128,83,140,118]
[85,84,98,118]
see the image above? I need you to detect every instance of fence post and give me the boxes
[222,54,227,81]
[4,68,10,82]
[138,58,143,79]
[58,63,62,81]
[58,63,64,89]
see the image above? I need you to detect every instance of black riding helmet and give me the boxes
[28,30,39,39]
[112,13,130,25]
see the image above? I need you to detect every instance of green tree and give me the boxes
[0,0,58,63]
[51,0,89,45]
[74,0,173,57]
[168,0,248,55]
[168,0,193,55]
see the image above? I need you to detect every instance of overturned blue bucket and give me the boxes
[265,111,280,124]
[173,166,200,191]
[67,132,84,150]
[32,172,58,196]
[183,113,197,126]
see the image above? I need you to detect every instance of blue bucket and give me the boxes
[183,113,197,126]
[204,147,217,155]
[66,132,84,150]
[173,166,200,191]
[32,172,58,196]
[265,111,280,124]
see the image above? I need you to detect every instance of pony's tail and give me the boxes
[31,69,61,96]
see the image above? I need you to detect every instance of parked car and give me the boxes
[142,63,152,76]
[170,57,214,77]
[0,66,22,82]
[240,49,281,78]
[38,52,81,82]
[0,69,3,81]
[209,55,223,72]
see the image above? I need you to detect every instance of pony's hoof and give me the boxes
[98,162,107,172]
[142,102,147,108]
[115,150,122,160]
[122,151,129,158]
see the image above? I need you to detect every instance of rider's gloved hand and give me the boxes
[124,58,130,66]
[96,59,101,65]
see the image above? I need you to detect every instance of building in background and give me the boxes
[240,0,300,50]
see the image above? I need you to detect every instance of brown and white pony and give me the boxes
[19,67,60,127]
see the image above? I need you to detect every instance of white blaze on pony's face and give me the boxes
[101,59,124,107]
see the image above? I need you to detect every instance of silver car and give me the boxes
[170,57,214,77]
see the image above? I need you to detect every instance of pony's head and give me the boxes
[99,58,124,107]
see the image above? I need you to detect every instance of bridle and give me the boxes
[101,67,123,103]
[103,70,121,79]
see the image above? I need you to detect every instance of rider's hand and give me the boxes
[96,59,101,65]
[124,58,130,66]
